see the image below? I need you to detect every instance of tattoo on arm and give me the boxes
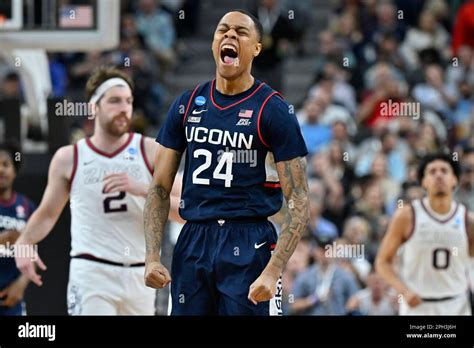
[144,185,170,259]
[270,157,310,272]
[144,149,182,261]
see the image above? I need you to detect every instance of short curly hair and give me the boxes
[0,141,21,173]
[85,66,134,103]
[417,153,460,184]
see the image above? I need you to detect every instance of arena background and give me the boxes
[0,0,473,315]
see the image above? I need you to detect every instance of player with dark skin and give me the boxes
[0,147,32,312]
[144,11,309,306]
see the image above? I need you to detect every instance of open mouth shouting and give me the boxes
[220,43,239,66]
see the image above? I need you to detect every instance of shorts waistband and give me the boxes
[421,292,465,302]
[72,254,145,267]
[186,217,268,226]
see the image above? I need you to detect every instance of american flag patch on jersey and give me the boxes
[238,109,253,118]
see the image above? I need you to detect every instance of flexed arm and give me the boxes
[248,156,310,304]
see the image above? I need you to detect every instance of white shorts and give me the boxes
[399,293,471,315]
[67,258,155,315]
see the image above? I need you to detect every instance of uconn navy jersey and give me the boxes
[0,192,35,289]
[157,79,307,221]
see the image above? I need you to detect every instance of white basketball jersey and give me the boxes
[70,133,153,263]
[400,198,469,298]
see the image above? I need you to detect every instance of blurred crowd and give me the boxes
[281,0,474,316]
[1,0,474,316]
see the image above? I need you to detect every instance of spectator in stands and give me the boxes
[251,0,298,92]
[351,177,388,239]
[373,32,406,72]
[310,84,356,134]
[356,130,408,183]
[369,152,401,213]
[309,62,358,115]
[451,0,474,56]
[357,63,407,129]
[413,121,444,156]
[282,236,311,314]
[452,79,474,145]
[313,30,357,80]
[398,181,424,205]
[329,10,363,57]
[308,190,339,242]
[370,1,407,43]
[346,270,398,315]
[310,152,348,231]
[324,140,356,196]
[331,121,357,166]
[135,0,176,78]
[412,63,458,117]
[455,147,474,211]
[341,217,372,261]
[400,10,450,71]
[339,216,373,285]
[446,45,474,92]
[290,237,359,315]
[120,13,146,51]
[298,95,333,156]
[69,51,104,94]
[0,73,21,99]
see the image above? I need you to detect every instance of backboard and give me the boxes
[0,0,23,30]
[0,0,120,52]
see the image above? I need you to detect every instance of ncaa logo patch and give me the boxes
[195,96,206,106]
[124,147,136,161]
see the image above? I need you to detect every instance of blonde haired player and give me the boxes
[376,153,474,315]
[15,66,182,315]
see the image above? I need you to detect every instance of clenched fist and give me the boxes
[144,261,171,289]
[248,273,279,305]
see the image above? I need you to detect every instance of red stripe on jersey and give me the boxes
[420,199,459,223]
[257,92,281,148]
[270,244,277,250]
[210,79,265,111]
[69,143,78,188]
[0,191,17,207]
[404,203,416,242]
[85,132,134,158]
[264,183,281,188]
[183,84,201,128]
[140,135,153,175]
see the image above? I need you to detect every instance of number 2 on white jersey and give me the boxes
[192,149,233,187]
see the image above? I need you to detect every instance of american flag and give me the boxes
[238,109,253,118]
[59,5,93,28]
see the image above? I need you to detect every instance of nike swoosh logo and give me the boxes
[83,160,95,165]
[192,109,208,115]
[254,242,267,249]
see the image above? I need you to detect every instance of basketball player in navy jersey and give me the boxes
[0,142,36,315]
[144,10,310,315]
[376,153,474,315]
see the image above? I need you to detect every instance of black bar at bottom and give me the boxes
[0,316,473,345]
